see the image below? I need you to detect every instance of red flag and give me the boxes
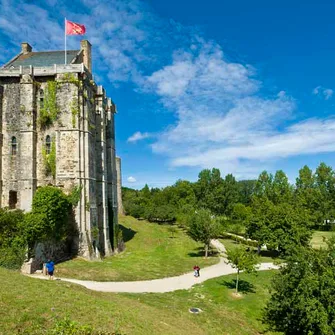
[66,20,86,35]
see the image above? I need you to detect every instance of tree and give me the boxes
[271,170,293,205]
[263,238,335,334]
[246,199,312,255]
[195,168,226,215]
[187,209,221,257]
[22,186,72,255]
[222,174,239,216]
[226,246,259,293]
[237,180,257,205]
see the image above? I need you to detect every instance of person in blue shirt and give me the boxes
[46,259,55,280]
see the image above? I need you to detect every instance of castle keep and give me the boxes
[0,40,119,257]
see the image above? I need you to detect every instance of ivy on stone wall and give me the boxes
[60,73,83,88]
[68,185,83,206]
[91,226,99,240]
[42,137,56,179]
[38,81,59,128]
[70,95,79,128]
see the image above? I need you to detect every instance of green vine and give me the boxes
[85,196,90,212]
[91,226,99,240]
[68,184,83,206]
[70,95,79,128]
[59,73,83,88]
[42,137,56,179]
[38,81,59,128]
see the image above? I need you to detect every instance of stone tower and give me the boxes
[0,41,119,257]
[116,156,124,215]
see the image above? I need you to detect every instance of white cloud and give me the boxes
[127,176,137,183]
[312,86,333,100]
[127,131,151,143]
[1,0,334,179]
[147,40,335,177]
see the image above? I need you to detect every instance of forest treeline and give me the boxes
[123,162,335,253]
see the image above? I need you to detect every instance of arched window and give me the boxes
[39,89,44,108]
[11,136,17,156]
[45,135,51,154]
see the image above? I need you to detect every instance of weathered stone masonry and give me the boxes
[0,40,119,257]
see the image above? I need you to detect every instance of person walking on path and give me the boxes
[193,265,200,277]
[46,259,55,280]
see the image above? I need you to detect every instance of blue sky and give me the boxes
[1,0,335,188]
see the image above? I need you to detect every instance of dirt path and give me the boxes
[26,240,279,293]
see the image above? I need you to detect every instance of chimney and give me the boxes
[21,42,32,54]
[80,40,92,73]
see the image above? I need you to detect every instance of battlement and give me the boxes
[0,64,89,78]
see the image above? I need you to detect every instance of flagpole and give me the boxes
[65,18,67,65]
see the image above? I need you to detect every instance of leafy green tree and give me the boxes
[222,174,239,216]
[246,199,312,255]
[0,209,26,269]
[264,238,335,334]
[176,204,196,228]
[169,180,197,208]
[195,168,226,215]
[22,186,71,254]
[237,180,257,205]
[314,162,335,224]
[254,171,274,200]
[0,209,25,245]
[187,209,221,257]
[145,204,176,222]
[272,170,293,204]
[226,246,259,293]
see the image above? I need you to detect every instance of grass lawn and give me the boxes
[0,267,278,335]
[220,238,281,263]
[311,230,335,249]
[56,216,218,281]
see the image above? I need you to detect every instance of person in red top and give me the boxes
[193,265,200,277]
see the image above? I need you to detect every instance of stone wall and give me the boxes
[116,156,124,215]
[0,70,118,259]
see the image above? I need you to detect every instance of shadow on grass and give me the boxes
[119,224,137,243]
[221,279,256,293]
[188,247,220,258]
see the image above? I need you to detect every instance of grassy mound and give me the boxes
[56,216,218,281]
[0,267,277,334]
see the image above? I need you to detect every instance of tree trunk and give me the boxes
[236,269,239,293]
[205,244,208,258]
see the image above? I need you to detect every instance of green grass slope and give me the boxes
[0,267,278,335]
[56,216,218,281]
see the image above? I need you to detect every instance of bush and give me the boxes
[0,241,26,269]
[0,209,26,269]
[145,205,176,222]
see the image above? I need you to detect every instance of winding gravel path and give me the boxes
[26,240,279,293]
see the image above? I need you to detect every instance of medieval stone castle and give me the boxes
[0,40,122,258]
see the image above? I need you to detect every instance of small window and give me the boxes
[39,89,44,108]
[9,191,17,209]
[11,137,17,156]
[45,135,51,154]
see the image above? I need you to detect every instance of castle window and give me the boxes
[39,89,44,108]
[45,135,51,154]
[11,136,17,156]
[9,191,17,209]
